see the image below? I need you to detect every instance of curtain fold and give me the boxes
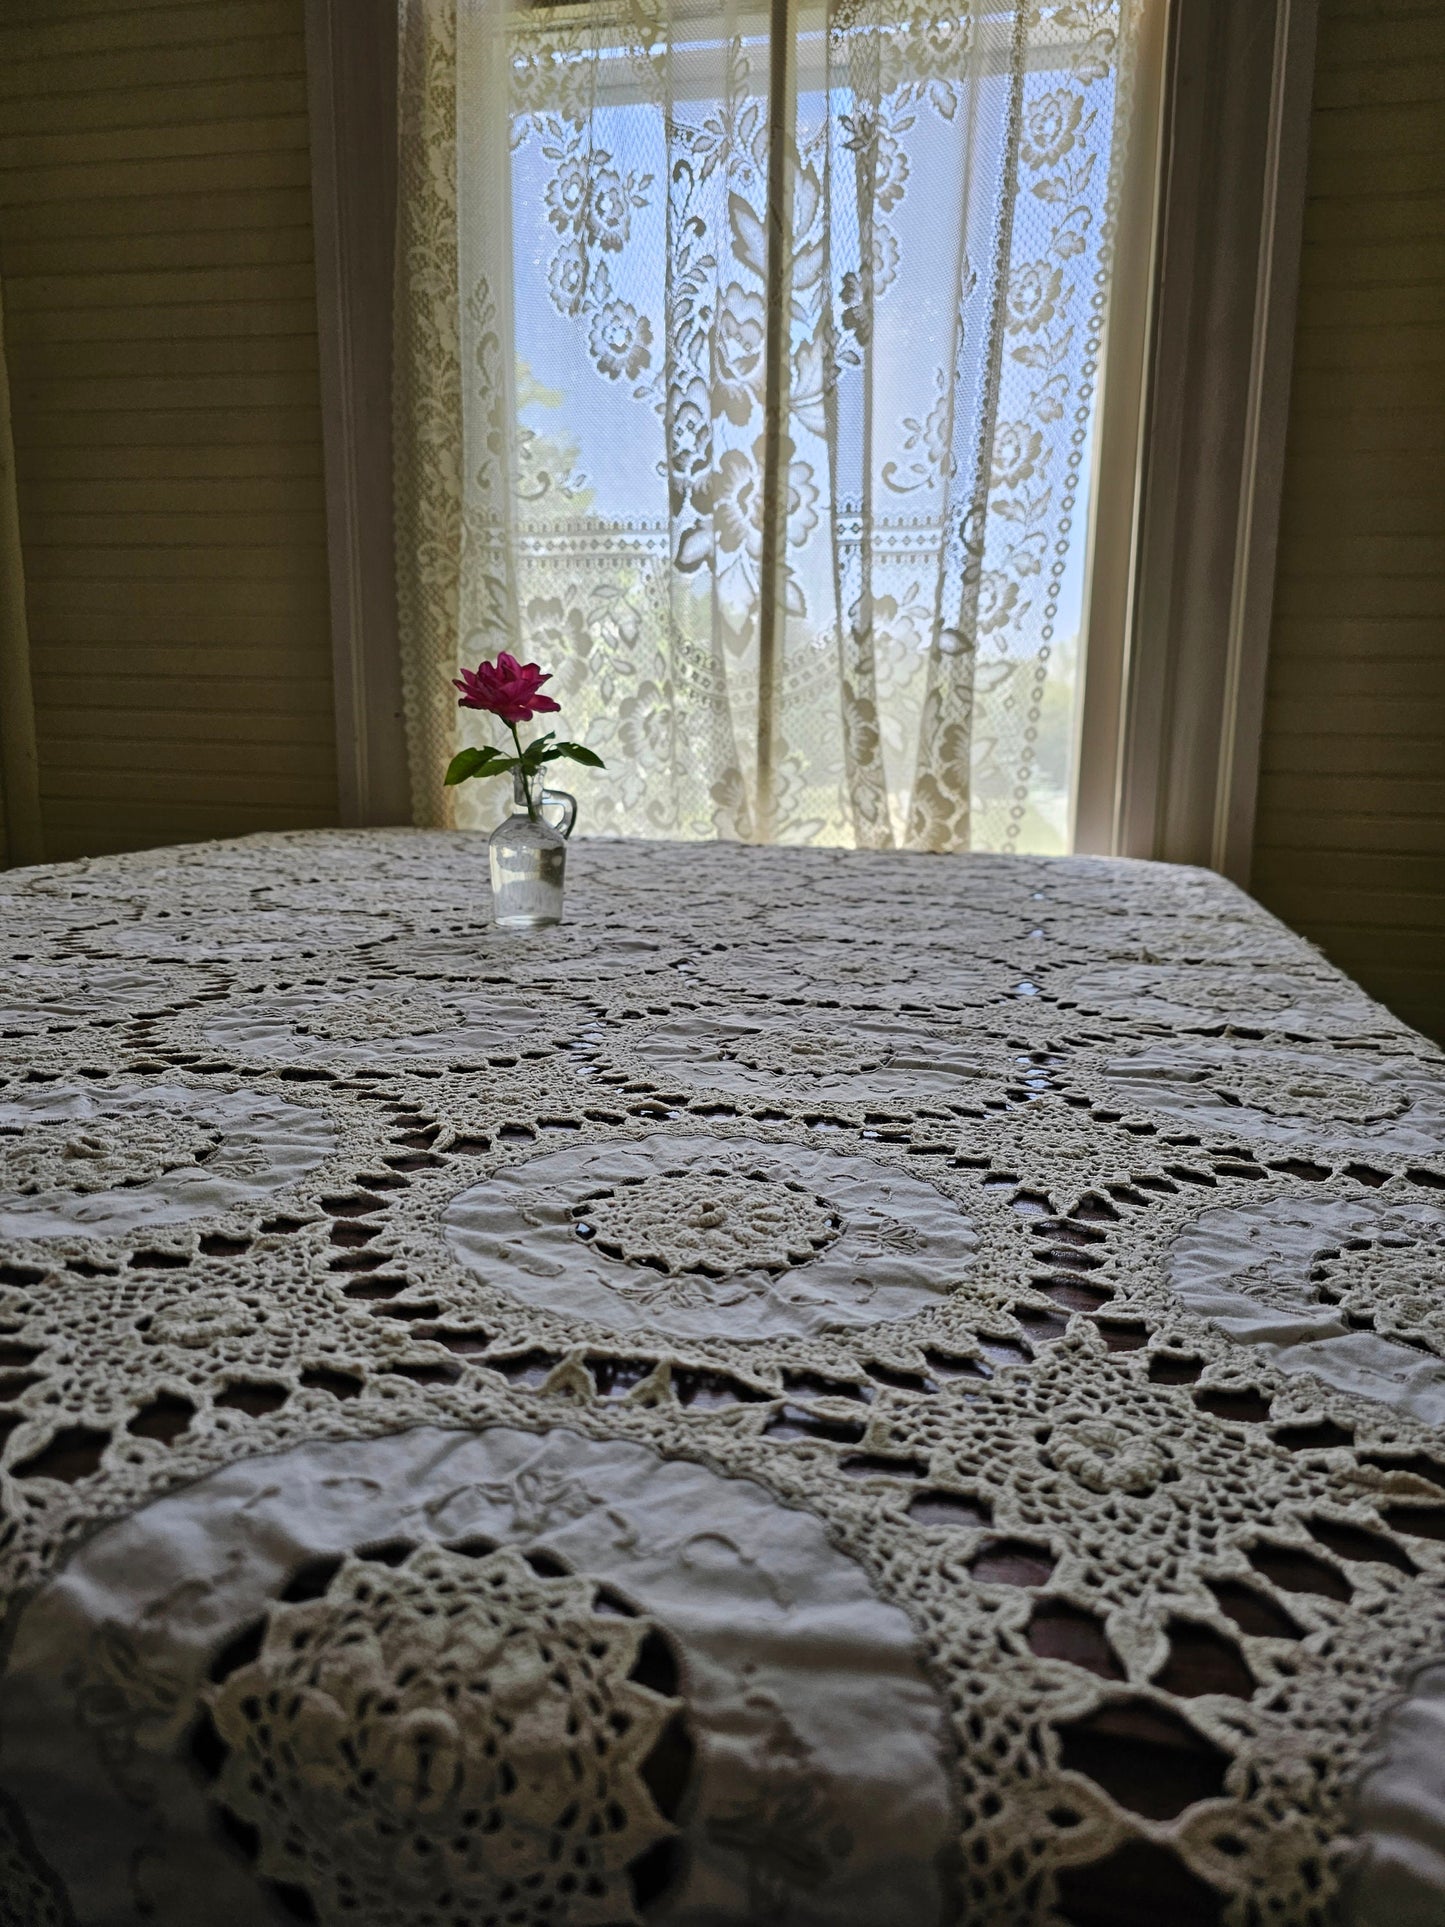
[396,0,1141,848]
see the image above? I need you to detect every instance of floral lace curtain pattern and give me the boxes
[396,0,1140,847]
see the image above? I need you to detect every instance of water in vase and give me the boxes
[489,814,567,928]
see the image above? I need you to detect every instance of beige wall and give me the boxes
[0,0,337,864]
[1252,0,1445,1044]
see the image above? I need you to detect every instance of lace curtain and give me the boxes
[395,0,1141,848]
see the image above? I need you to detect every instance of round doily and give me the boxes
[1169,1197,1445,1424]
[443,1132,978,1339]
[1103,1041,1445,1155]
[177,984,567,1070]
[583,1169,843,1273]
[607,1014,992,1107]
[74,907,398,965]
[209,1542,681,1927]
[0,1084,335,1240]
[0,962,200,1038]
[683,940,1014,1013]
[377,930,687,991]
[0,1425,951,1927]
[1043,961,1381,1037]
[1059,913,1309,968]
[0,1113,220,1198]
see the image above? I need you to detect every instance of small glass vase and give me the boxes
[488,770,577,929]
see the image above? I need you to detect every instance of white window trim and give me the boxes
[1074,0,1321,883]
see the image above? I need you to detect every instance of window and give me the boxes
[395,0,1149,849]
[349,0,1309,872]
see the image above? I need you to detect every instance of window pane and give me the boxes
[474,1,1135,849]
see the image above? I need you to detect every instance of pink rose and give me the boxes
[453,652,562,724]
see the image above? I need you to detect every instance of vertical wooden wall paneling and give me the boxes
[1251,0,1445,1044]
[0,0,339,863]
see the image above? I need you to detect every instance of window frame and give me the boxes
[305,0,412,828]
[308,0,1320,868]
[1074,0,1321,882]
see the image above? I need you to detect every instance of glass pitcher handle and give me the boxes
[539,786,577,839]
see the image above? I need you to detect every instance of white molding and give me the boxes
[1212,0,1319,885]
[304,0,411,827]
[1072,0,1169,860]
[1076,0,1319,876]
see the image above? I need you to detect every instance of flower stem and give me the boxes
[509,721,537,821]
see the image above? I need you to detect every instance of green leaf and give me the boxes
[444,747,514,786]
[518,732,557,771]
[548,741,606,769]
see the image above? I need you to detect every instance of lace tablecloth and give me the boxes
[1,831,1444,1926]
